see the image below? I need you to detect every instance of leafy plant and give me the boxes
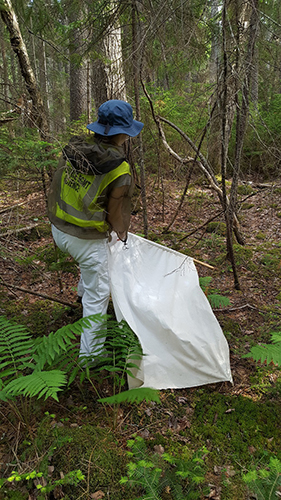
[120,435,209,500]
[0,314,158,423]
[242,456,281,500]
[88,319,160,426]
[98,387,161,405]
[243,332,281,366]
[199,276,231,309]
[0,467,85,500]
[0,314,93,402]
[90,319,144,391]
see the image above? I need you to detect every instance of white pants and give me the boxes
[52,225,110,357]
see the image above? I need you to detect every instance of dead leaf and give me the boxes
[154,444,165,454]
[176,396,188,404]
[178,416,191,430]
[206,485,221,499]
[140,428,150,438]
[225,465,236,477]
[53,485,65,499]
[248,445,256,454]
[91,491,105,499]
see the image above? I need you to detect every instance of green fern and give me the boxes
[0,316,36,400]
[243,332,281,366]
[5,370,67,401]
[89,319,144,389]
[98,387,161,405]
[0,314,147,404]
[0,315,98,401]
[120,436,208,500]
[207,294,230,309]
[242,457,281,500]
[199,277,230,309]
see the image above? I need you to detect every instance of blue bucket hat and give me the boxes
[87,100,144,137]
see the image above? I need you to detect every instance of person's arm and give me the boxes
[106,185,131,241]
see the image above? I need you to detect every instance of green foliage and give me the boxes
[0,467,85,499]
[0,314,149,409]
[88,318,144,390]
[199,276,231,309]
[0,314,90,402]
[243,332,281,366]
[242,456,281,500]
[120,435,208,500]
[192,392,281,463]
[98,387,161,405]
[0,127,60,177]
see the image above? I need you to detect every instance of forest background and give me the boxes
[0,0,281,499]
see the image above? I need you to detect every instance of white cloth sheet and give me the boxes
[108,232,233,390]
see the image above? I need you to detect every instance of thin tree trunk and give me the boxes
[0,23,9,110]
[0,0,49,140]
[133,0,148,238]
[221,0,241,290]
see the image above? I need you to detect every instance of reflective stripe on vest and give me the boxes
[55,161,131,231]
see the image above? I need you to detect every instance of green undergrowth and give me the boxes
[28,420,130,500]
[191,391,281,461]
[11,387,281,500]
[0,296,79,337]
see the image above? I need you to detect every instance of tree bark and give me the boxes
[0,0,50,140]
[132,0,148,238]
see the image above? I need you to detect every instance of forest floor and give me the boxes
[0,171,281,500]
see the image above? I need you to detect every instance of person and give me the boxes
[48,99,144,359]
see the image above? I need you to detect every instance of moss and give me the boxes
[206,221,227,236]
[233,244,254,268]
[190,393,281,465]
[256,231,266,240]
[16,223,51,242]
[237,184,255,195]
[260,252,280,270]
[32,422,130,500]
[241,203,254,210]
[1,297,77,337]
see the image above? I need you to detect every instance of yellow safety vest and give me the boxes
[55,161,131,232]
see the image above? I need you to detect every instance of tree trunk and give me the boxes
[92,0,126,108]
[68,1,87,122]
[0,0,49,140]
[0,22,9,110]
[132,0,148,238]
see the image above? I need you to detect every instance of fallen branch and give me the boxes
[0,279,80,309]
[0,202,26,214]
[0,222,42,238]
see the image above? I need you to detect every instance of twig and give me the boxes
[0,223,41,238]
[0,202,26,214]
[0,279,79,308]
[179,210,224,241]
[213,303,279,314]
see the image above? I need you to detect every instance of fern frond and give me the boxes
[33,315,102,370]
[271,332,281,344]
[98,387,160,405]
[244,342,281,366]
[5,370,67,401]
[208,294,230,309]
[199,276,212,292]
[0,316,35,381]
